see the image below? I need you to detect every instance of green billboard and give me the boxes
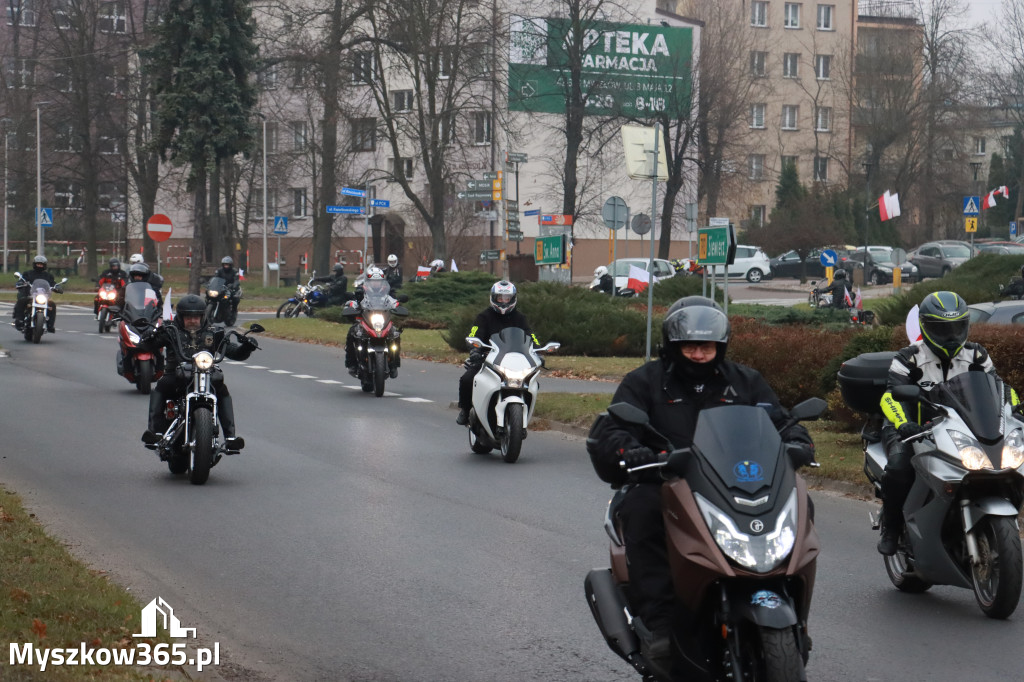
[508,16,693,117]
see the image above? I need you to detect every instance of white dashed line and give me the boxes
[292,374,317,379]
[317,379,343,385]
[268,369,291,374]
[400,397,432,403]
[342,385,360,389]
[245,365,268,370]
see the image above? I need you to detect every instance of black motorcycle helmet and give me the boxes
[175,294,207,332]
[919,291,970,360]
[661,297,730,380]
[221,256,234,267]
[129,263,150,282]
[333,263,345,275]
[33,255,47,271]
[833,269,847,281]
[108,257,121,270]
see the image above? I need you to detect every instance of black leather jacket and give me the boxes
[469,308,538,347]
[821,278,851,309]
[588,358,813,487]
[141,321,253,375]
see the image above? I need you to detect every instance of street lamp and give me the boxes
[35,102,48,257]
[970,161,983,246]
[259,114,268,288]
[862,159,873,276]
[3,122,8,274]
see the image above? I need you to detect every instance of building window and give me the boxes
[814,155,829,181]
[974,136,986,155]
[98,182,125,211]
[352,51,374,84]
[817,4,834,30]
[750,205,767,227]
[6,0,36,26]
[751,0,768,26]
[393,89,413,112]
[782,105,799,130]
[438,48,454,79]
[98,1,126,33]
[749,154,765,180]
[55,122,80,152]
[750,51,767,78]
[98,134,119,155]
[783,53,799,78]
[781,155,798,171]
[472,111,491,145]
[1002,135,1013,155]
[264,122,278,154]
[441,112,456,146]
[815,54,831,79]
[291,121,308,152]
[4,58,33,89]
[784,3,801,28]
[751,103,766,129]
[257,63,278,90]
[815,106,832,132]
[54,0,71,28]
[291,188,307,217]
[253,188,277,219]
[389,157,414,180]
[351,117,376,152]
[53,67,74,93]
[54,179,83,208]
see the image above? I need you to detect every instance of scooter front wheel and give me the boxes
[971,516,1023,619]
[188,407,214,485]
[135,360,153,394]
[756,626,805,682]
[501,403,524,463]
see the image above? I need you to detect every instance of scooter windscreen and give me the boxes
[123,282,160,321]
[488,328,540,368]
[361,279,392,311]
[934,371,1005,444]
[691,405,783,495]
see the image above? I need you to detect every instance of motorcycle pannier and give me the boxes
[837,351,897,415]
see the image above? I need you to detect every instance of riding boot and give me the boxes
[878,470,911,556]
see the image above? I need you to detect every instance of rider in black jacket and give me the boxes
[140,294,256,452]
[13,256,59,332]
[821,268,853,309]
[586,296,815,673]
[95,258,128,314]
[312,263,349,306]
[384,254,403,291]
[456,280,540,425]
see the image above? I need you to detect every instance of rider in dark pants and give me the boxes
[140,294,256,452]
[13,256,58,332]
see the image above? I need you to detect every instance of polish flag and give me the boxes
[983,190,998,209]
[416,265,432,278]
[450,259,459,272]
[999,185,1010,198]
[162,288,174,321]
[854,287,863,310]
[844,288,854,308]
[879,191,901,221]
[626,265,651,292]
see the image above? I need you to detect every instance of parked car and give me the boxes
[968,301,1024,325]
[707,244,773,283]
[607,258,676,291]
[977,241,1024,255]
[840,246,920,285]
[906,240,974,278]
[770,248,852,279]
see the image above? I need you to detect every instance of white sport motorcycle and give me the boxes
[463,328,559,463]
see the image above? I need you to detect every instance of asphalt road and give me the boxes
[2,304,1024,681]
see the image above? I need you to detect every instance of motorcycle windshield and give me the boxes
[488,327,539,368]
[206,276,226,294]
[123,282,160,321]
[30,281,52,298]
[935,371,1004,443]
[692,405,782,495]
[361,280,392,310]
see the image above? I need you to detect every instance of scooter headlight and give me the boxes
[370,313,385,331]
[193,351,214,371]
[34,293,47,305]
[949,430,993,470]
[695,489,798,573]
[208,289,221,298]
[1002,429,1024,470]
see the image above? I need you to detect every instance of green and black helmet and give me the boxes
[919,291,969,359]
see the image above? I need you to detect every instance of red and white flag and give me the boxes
[844,288,854,308]
[854,287,863,310]
[450,259,459,273]
[983,190,997,209]
[416,265,431,278]
[998,185,1010,198]
[879,190,901,221]
[626,265,651,292]
[162,288,174,321]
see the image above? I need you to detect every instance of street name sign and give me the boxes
[327,205,363,214]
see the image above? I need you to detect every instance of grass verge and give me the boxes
[0,486,181,681]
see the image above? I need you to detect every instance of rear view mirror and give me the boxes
[392,306,410,317]
[397,294,410,303]
[892,385,921,402]
[59,278,68,285]
[465,337,484,350]
[248,323,265,334]
[538,342,560,353]
[789,397,827,422]
[14,271,22,279]
[606,402,650,427]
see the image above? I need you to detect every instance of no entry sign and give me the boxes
[146,214,173,242]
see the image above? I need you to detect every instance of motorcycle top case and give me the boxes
[837,351,897,415]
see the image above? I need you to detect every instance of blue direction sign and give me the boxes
[327,205,363,214]
[819,249,838,267]
[963,196,980,216]
[37,208,53,227]
[273,216,288,235]
[370,198,389,208]
[523,209,540,217]
[341,187,366,198]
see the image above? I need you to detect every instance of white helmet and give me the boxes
[490,280,517,315]
[366,266,385,280]
[387,254,398,267]
[594,265,608,278]
[129,253,144,265]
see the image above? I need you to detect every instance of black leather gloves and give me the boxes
[786,443,816,469]
[897,422,926,440]
[620,447,663,468]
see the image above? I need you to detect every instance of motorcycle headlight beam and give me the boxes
[1003,428,1024,470]
[209,290,220,298]
[949,429,994,470]
[34,293,47,305]
[193,351,214,371]
[370,313,385,331]
[695,489,798,573]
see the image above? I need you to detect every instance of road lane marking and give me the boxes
[292,374,317,379]
[268,369,291,374]
[245,365,268,369]
[317,379,343,384]
[401,397,432,403]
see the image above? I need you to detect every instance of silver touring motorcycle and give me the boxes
[839,352,1024,618]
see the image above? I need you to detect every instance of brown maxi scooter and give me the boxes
[585,398,825,682]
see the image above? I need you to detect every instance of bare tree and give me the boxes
[987,0,1024,226]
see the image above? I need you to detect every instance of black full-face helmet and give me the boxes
[333,263,345,275]
[175,294,207,332]
[129,263,150,282]
[919,291,970,360]
[109,258,121,270]
[33,255,47,271]
[661,297,730,379]
[834,269,847,281]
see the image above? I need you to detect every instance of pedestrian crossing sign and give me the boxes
[273,216,288,235]
[38,208,52,227]
[962,196,980,216]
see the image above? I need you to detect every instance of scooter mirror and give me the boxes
[465,337,484,350]
[789,397,827,422]
[606,402,650,427]
[397,294,410,303]
[59,278,68,284]
[392,306,410,317]
[13,271,21,279]
[248,323,265,334]
[891,384,921,402]
[539,342,561,353]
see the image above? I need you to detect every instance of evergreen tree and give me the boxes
[774,159,806,212]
